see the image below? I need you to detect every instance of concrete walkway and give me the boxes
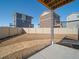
[28,44,79,59]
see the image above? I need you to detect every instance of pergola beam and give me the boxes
[38,0,74,10]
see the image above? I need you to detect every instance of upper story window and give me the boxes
[16,13,22,19]
[77,15,79,18]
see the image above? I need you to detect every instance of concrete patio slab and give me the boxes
[28,44,79,59]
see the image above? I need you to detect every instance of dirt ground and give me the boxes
[0,34,51,47]
[0,34,51,59]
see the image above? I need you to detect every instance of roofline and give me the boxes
[15,12,33,18]
[67,12,79,17]
[40,10,60,17]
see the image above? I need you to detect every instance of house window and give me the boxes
[77,15,79,18]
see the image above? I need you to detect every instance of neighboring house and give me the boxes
[40,10,61,28]
[67,12,79,28]
[13,12,34,28]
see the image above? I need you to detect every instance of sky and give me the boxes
[0,0,79,27]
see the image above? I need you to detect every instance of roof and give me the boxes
[40,10,60,17]
[15,12,33,19]
[67,12,79,17]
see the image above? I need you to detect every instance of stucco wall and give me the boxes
[23,28,78,42]
[0,27,78,42]
[23,28,51,34]
[23,28,78,35]
[54,28,78,43]
[0,27,23,39]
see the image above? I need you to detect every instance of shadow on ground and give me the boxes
[57,37,79,49]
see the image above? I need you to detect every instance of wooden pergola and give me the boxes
[38,0,74,10]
